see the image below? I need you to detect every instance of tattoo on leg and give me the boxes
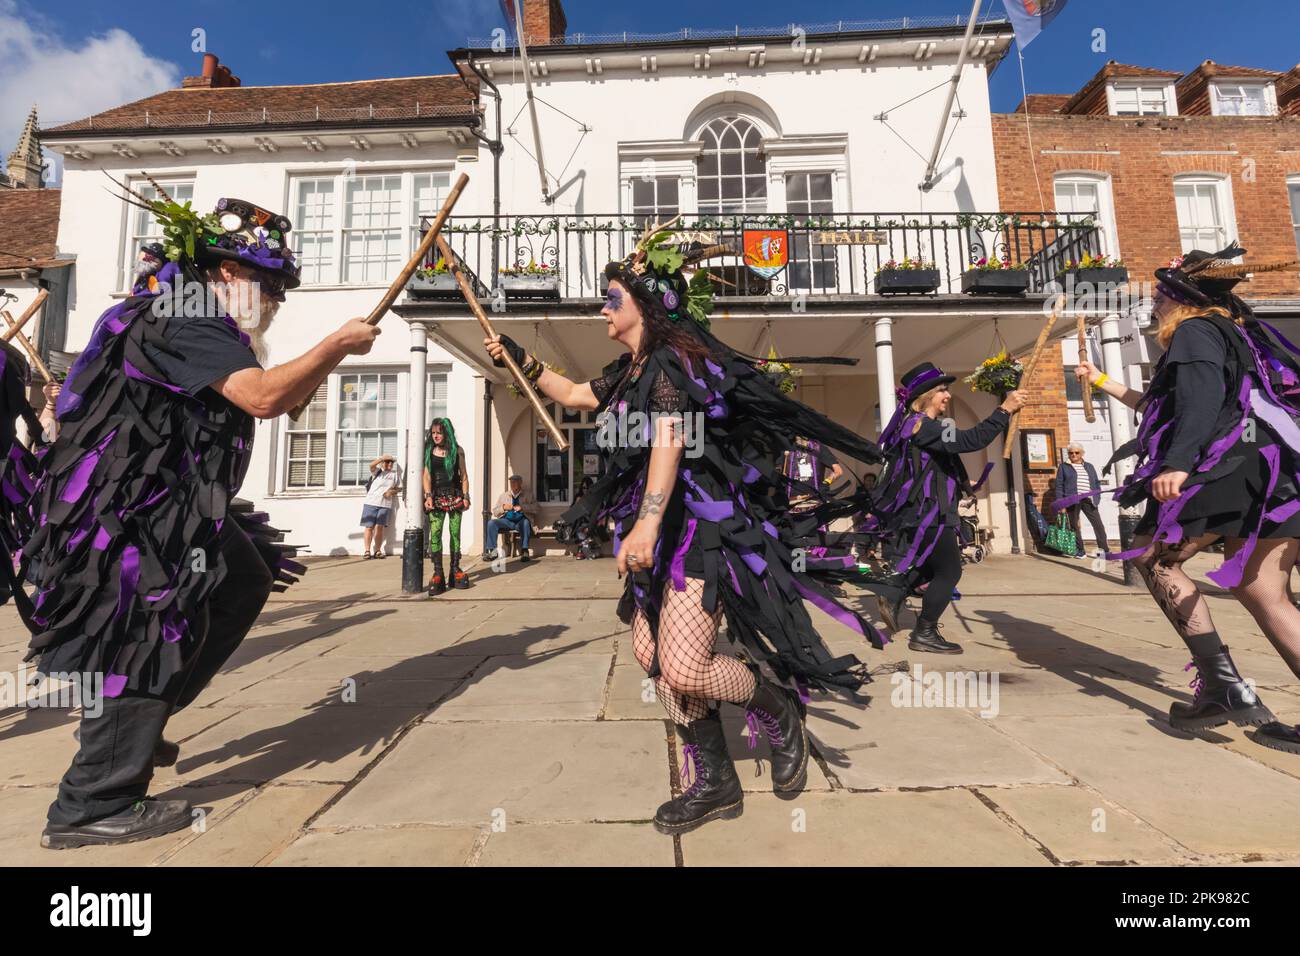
[638,491,665,520]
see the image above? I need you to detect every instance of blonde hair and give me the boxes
[909,384,946,414]
[1155,302,1235,349]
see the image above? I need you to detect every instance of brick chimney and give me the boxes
[182,53,241,89]
[521,0,567,45]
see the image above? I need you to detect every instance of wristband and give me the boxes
[522,356,544,383]
[1093,372,1109,389]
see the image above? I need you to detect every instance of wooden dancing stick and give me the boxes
[1003,294,1065,460]
[286,172,470,421]
[434,233,568,451]
[1078,314,1096,423]
[1,309,54,384]
[1,288,48,344]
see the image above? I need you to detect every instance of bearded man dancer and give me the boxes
[20,193,380,848]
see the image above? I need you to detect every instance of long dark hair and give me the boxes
[606,268,713,365]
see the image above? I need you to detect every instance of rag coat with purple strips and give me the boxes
[559,323,903,694]
[0,341,43,613]
[19,260,303,698]
[1054,313,1300,588]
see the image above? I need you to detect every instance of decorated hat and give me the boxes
[898,362,956,406]
[109,173,300,290]
[603,215,732,331]
[1156,241,1300,310]
[195,197,301,289]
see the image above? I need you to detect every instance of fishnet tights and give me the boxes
[631,578,757,724]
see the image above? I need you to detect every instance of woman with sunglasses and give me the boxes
[485,231,902,835]
[1055,443,1109,559]
[1070,245,1300,752]
[872,363,1025,653]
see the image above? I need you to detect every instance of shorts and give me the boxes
[360,504,392,528]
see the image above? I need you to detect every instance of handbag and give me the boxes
[1044,514,1078,555]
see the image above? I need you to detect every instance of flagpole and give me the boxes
[919,0,984,192]
[513,1,553,205]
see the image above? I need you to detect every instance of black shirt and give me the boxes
[1161,319,1229,473]
[143,313,261,398]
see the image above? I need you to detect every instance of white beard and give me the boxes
[246,309,277,365]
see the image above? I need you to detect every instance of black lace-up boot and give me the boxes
[427,553,446,596]
[1169,647,1273,731]
[653,711,744,834]
[744,678,809,792]
[1254,721,1300,755]
[908,618,963,654]
[450,551,469,589]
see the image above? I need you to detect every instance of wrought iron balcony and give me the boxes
[412,211,1105,304]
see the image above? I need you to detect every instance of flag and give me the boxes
[1000,0,1068,48]
[499,0,518,25]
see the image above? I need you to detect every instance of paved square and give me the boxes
[4,551,1300,866]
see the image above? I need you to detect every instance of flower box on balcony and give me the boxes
[407,273,461,297]
[500,274,560,298]
[961,268,1030,295]
[1056,267,1129,289]
[876,268,940,295]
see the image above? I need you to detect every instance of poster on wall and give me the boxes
[583,454,599,474]
[547,453,563,476]
[1020,428,1057,471]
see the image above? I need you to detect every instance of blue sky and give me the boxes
[3,0,1297,171]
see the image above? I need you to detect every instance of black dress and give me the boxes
[1103,313,1300,589]
[563,327,903,694]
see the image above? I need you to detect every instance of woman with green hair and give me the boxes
[422,418,471,595]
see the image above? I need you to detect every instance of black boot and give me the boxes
[1169,647,1273,731]
[908,618,963,654]
[427,553,446,596]
[450,551,470,589]
[42,798,193,850]
[1254,721,1300,755]
[744,678,809,792]
[653,712,744,834]
[154,738,180,768]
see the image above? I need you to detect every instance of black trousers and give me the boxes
[1067,499,1110,554]
[910,526,964,625]
[47,524,273,826]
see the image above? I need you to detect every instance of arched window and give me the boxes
[697,117,767,215]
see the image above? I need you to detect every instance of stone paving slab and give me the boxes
[994,714,1300,856]
[477,822,675,867]
[426,653,613,721]
[679,790,1051,866]
[270,826,481,866]
[316,721,669,828]
[976,784,1186,864]
[164,784,340,866]
[807,696,1069,791]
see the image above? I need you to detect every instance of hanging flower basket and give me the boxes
[965,351,1024,397]
[961,258,1030,295]
[755,348,801,394]
[875,258,940,294]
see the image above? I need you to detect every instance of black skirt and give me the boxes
[1136,429,1300,540]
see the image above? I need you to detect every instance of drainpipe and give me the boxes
[402,322,428,593]
[482,379,494,555]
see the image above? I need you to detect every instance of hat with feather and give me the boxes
[1155,241,1299,310]
[603,215,734,331]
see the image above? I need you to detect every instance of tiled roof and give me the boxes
[1013,94,1072,114]
[1061,62,1183,115]
[42,75,479,138]
[0,189,62,270]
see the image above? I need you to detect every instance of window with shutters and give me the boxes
[286,383,328,488]
[426,370,448,424]
[1211,82,1275,116]
[786,172,835,292]
[1173,176,1236,254]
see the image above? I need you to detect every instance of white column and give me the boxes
[1098,312,1133,484]
[875,316,896,428]
[406,322,428,526]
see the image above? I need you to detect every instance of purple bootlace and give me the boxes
[1184,659,1205,701]
[680,743,704,795]
[746,708,783,747]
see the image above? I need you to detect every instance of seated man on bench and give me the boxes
[485,474,537,562]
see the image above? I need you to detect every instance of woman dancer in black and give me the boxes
[1071,245,1300,751]
[484,226,901,833]
[873,363,1024,653]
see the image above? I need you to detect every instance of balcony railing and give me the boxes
[413,211,1104,303]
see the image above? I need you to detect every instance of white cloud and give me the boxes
[0,0,179,185]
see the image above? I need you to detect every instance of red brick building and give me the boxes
[991,60,1300,533]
